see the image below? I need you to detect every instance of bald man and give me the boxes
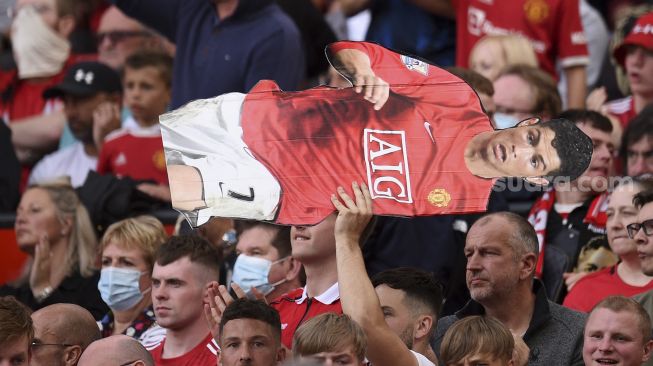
[78,335,154,366]
[30,304,101,366]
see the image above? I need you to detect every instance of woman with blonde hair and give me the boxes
[0,181,107,319]
[97,215,167,349]
[469,34,539,81]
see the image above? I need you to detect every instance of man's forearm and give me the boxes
[10,111,65,151]
[336,236,381,326]
[565,65,587,109]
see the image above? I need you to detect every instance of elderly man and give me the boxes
[434,211,586,365]
[78,335,154,366]
[30,303,101,366]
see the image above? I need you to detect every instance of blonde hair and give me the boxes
[293,313,367,362]
[440,316,515,365]
[29,182,98,278]
[101,216,167,271]
[470,34,538,69]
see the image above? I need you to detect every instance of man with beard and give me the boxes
[371,268,442,364]
[434,211,586,366]
[28,62,122,187]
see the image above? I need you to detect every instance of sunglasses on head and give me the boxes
[627,219,653,239]
[96,30,152,45]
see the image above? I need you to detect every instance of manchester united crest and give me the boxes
[153,150,167,171]
[523,0,549,24]
[428,188,451,208]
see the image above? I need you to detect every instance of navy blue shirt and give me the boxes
[365,0,456,67]
[114,0,306,108]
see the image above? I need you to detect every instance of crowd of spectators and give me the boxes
[2,0,653,366]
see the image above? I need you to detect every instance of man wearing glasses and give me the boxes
[97,6,165,71]
[30,303,101,366]
[632,188,653,366]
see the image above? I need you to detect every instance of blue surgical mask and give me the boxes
[98,267,149,311]
[493,112,520,130]
[231,254,287,296]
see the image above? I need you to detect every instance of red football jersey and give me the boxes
[453,0,589,77]
[149,333,218,366]
[271,285,343,349]
[97,127,168,185]
[241,41,495,225]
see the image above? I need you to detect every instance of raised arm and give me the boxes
[332,182,420,366]
[10,111,66,164]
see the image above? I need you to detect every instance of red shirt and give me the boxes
[270,284,342,349]
[241,41,495,225]
[563,265,653,312]
[97,125,168,185]
[453,0,589,77]
[149,333,219,366]
[606,96,637,129]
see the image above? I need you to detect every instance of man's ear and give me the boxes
[276,345,287,362]
[285,257,302,282]
[642,339,653,362]
[516,117,540,127]
[520,253,537,281]
[56,15,76,39]
[64,345,82,366]
[414,314,433,341]
[524,177,549,186]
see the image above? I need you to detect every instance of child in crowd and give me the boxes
[97,50,172,186]
[440,315,528,366]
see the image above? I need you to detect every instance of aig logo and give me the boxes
[363,129,413,204]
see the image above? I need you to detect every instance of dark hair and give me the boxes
[558,109,613,133]
[155,235,222,276]
[633,189,653,209]
[124,50,174,87]
[235,221,292,258]
[498,64,562,118]
[540,118,593,181]
[219,299,281,343]
[621,104,653,174]
[446,67,494,96]
[372,267,443,318]
[0,296,33,346]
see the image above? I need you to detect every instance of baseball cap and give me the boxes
[43,61,122,99]
[614,12,653,67]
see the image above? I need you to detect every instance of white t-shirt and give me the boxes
[28,142,96,187]
[411,350,435,366]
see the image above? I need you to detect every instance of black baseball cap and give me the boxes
[43,61,122,99]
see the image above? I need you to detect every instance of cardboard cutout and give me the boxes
[161,41,591,227]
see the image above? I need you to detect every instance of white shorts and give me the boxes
[160,93,281,226]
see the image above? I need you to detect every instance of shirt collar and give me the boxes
[296,282,340,305]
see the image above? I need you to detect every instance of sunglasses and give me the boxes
[626,219,653,239]
[96,31,152,45]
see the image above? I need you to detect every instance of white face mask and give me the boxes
[492,112,520,130]
[231,254,288,296]
[11,6,70,79]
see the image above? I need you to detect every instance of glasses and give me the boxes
[31,341,73,349]
[627,219,653,239]
[96,31,153,45]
